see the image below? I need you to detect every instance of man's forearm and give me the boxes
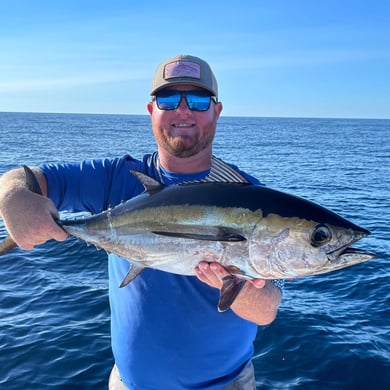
[231,280,282,325]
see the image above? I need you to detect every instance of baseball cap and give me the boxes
[150,54,218,98]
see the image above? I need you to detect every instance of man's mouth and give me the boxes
[172,123,195,128]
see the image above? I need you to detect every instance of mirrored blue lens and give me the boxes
[155,91,212,111]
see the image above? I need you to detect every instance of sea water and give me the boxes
[0,112,389,389]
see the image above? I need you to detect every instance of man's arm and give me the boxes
[0,167,67,250]
[195,262,282,325]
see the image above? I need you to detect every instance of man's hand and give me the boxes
[195,261,281,325]
[0,167,68,250]
[195,261,266,289]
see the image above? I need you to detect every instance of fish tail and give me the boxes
[0,235,17,256]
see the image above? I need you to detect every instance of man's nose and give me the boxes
[176,96,191,112]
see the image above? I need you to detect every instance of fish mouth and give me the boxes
[327,246,376,263]
[326,228,375,263]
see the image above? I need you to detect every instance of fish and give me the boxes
[0,166,375,311]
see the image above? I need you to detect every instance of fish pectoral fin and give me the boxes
[151,225,246,242]
[119,262,145,288]
[218,275,247,312]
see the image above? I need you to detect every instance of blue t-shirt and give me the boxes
[41,154,263,390]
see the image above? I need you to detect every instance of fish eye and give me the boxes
[311,224,332,247]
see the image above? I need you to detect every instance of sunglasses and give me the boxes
[153,90,217,112]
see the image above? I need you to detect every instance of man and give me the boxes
[0,54,282,389]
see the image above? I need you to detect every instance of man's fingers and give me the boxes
[49,223,68,242]
[249,279,266,289]
[195,262,228,289]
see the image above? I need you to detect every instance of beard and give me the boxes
[156,125,216,158]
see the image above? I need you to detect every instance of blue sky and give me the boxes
[0,0,389,118]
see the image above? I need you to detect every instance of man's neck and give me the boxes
[157,148,212,174]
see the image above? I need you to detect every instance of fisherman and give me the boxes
[0,54,283,390]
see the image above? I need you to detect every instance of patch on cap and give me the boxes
[164,60,201,80]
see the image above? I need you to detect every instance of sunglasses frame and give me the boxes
[152,90,217,112]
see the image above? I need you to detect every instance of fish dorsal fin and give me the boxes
[131,170,163,193]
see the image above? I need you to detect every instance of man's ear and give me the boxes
[147,102,153,115]
[214,101,223,119]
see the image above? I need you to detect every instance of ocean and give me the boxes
[0,112,389,389]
